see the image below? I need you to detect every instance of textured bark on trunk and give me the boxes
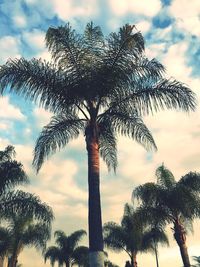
[86,124,104,267]
[174,221,190,267]
[131,251,137,267]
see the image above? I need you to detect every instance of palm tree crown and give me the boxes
[104,203,153,267]
[133,164,200,267]
[0,22,196,266]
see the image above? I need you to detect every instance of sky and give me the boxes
[0,0,200,266]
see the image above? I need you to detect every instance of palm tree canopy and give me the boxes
[0,23,196,172]
[103,203,147,256]
[133,164,200,227]
[45,229,87,266]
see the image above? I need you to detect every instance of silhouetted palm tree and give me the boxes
[134,164,200,267]
[0,22,196,266]
[142,226,169,267]
[45,230,86,267]
[104,203,154,267]
[0,214,50,267]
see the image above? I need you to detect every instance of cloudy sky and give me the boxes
[0,0,200,266]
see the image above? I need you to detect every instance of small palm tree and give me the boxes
[0,214,50,267]
[134,164,200,267]
[142,226,169,267]
[44,230,86,267]
[0,22,196,266]
[104,203,152,267]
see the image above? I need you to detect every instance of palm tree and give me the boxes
[0,214,50,267]
[44,230,86,267]
[104,203,152,267]
[0,22,196,266]
[142,226,169,267]
[133,164,200,267]
[0,146,53,224]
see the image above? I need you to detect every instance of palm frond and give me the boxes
[101,110,157,152]
[156,164,175,188]
[98,119,117,172]
[33,113,85,172]
[67,230,86,250]
[22,223,51,251]
[0,160,28,193]
[45,23,84,74]
[178,172,200,191]
[131,78,196,115]
[44,246,63,266]
[103,222,127,253]
[0,58,79,113]
[133,182,161,206]
[0,145,16,162]
[1,190,53,225]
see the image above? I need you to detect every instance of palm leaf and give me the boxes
[156,164,175,188]
[98,120,117,171]
[33,113,85,172]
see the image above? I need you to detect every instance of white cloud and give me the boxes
[0,96,25,120]
[136,20,151,34]
[109,0,161,17]
[33,107,52,128]
[22,29,46,51]
[169,0,200,36]
[162,41,192,80]
[51,0,99,21]
[0,36,21,64]
[13,15,27,28]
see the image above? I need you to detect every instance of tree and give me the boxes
[133,164,200,267]
[44,230,86,267]
[0,214,50,267]
[104,203,153,267]
[0,146,53,224]
[0,22,196,266]
[142,226,169,267]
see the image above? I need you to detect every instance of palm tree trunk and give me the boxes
[154,243,159,267]
[173,221,190,267]
[86,125,104,267]
[8,256,17,267]
[131,251,137,267]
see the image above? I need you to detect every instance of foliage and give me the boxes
[0,214,51,266]
[0,23,196,173]
[44,229,86,267]
[0,146,53,224]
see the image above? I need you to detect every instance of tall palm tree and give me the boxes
[0,22,196,266]
[44,230,86,267]
[133,164,200,267]
[104,203,152,267]
[0,214,50,267]
[0,146,53,224]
